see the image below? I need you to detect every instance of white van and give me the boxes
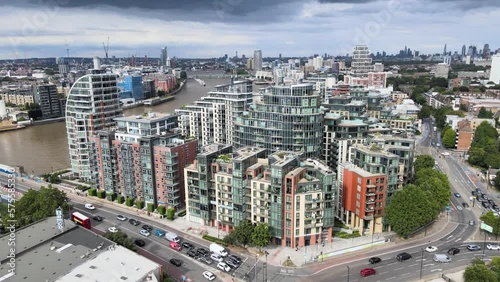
[210,243,228,256]
[433,254,451,263]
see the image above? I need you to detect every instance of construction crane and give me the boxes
[102,37,109,64]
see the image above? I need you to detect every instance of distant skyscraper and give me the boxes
[352,45,372,77]
[443,44,447,56]
[489,54,500,84]
[66,71,122,180]
[253,50,262,71]
[161,46,167,66]
[483,44,491,59]
[461,45,467,57]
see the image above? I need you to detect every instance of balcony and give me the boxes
[365,208,375,213]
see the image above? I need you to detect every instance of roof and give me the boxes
[114,112,177,123]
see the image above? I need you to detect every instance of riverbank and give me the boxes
[144,80,185,107]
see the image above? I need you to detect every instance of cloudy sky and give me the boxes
[0,0,499,59]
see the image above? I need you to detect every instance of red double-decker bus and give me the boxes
[71,212,91,229]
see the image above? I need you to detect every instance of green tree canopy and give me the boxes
[442,128,457,148]
[104,231,136,251]
[224,220,255,247]
[251,222,271,251]
[468,121,500,168]
[385,184,439,238]
[478,107,494,119]
[415,168,451,209]
[414,155,435,172]
[418,105,432,119]
[463,263,497,282]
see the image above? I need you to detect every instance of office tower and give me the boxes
[234,83,323,158]
[161,46,167,66]
[483,44,491,59]
[443,44,447,56]
[93,57,101,69]
[175,79,253,147]
[404,46,407,55]
[66,70,122,180]
[461,45,467,57]
[253,50,263,71]
[489,54,500,84]
[34,84,62,118]
[121,75,144,101]
[143,79,156,99]
[351,45,372,77]
[56,57,69,76]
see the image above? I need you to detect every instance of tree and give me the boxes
[414,155,435,172]
[480,211,500,236]
[385,184,439,238]
[225,220,254,247]
[463,264,497,282]
[415,168,451,209]
[478,107,494,119]
[1,186,68,228]
[104,231,136,251]
[167,207,175,220]
[442,128,456,148]
[418,105,431,119]
[179,71,187,80]
[459,86,470,92]
[251,222,271,251]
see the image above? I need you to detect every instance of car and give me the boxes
[493,204,499,210]
[129,218,140,226]
[154,229,166,237]
[200,256,213,265]
[228,254,242,264]
[369,257,382,264]
[426,246,438,252]
[225,259,238,268]
[487,244,500,250]
[217,262,231,272]
[482,194,489,200]
[488,199,495,205]
[142,224,153,232]
[140,229,151,237]
[169,258,182,267]
[397,252,412,261]
[210,253,224,262]
[470,220,475,226]
[467,244,481,251]
[203,271,216,281]
[448,247,460,255]
[462,202,469,208]
[85,203,95,210]
[472,191,478,196]
[187,250,199,259]
[93,215,103,221]
[360,268,376,277]
[108,227,119,233]
[134,239,145,247]
[454,193,461,198]
[197,248,210,256]
[482,202,491,209]
[182,242,194,250]
[116,215,127,221]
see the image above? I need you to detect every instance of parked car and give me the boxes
[187,250,199,259]
[203,271,216,281]
[228,255,242,264]
[93,215,103,221]
[170,259,182,267]
[425,246,438,252]
[454,193,461,198]
[197,248,210,257]
[482,194,489,200]
[488,199,495,205]
[116,215,127,221]
[447,247,460,255]
[200,256,213,265]
[108,227,119,233]
[217,262,231,272]
[482,202,491,209]
[182,242,194,250]
[142,225,153,232]
[140,229,151,237]
[134,239,145,247]
[470,220,475,226]
[369,257,381,264]
[487,244,500,250]
[225,259,238,268]
[170,242,182,251]
[210,253,224,263]
[467,244,481,251]
[154,229,165,237]
[129,218,140,226]
[472,191,478,197]
[397,252,412,261]
[360,268,376,277]
[493,204,499,210]
[85,203,96,210]
[433,254,451,263]
[462,203,469,208]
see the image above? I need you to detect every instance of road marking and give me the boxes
[386,277,396,280]
[387,262,397,266]
[424,264,435,267]
[379,271,388,275]
[455,238,462,242]
[394,267,404,271]
[402,272,411,276]
[447,235,453,239]
[409,264,418,267]
[431,269,442,272]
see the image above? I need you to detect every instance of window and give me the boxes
[305,195,312,201]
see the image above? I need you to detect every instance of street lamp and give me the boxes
[263,251,269,282]
[419,248,424,279]
[347,266,350,282]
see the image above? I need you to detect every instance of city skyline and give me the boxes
[1,0,499,59]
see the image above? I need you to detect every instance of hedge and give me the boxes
[126,197,135,207]
[202,234,229,247]
[108,193,117,202]
[167,207,175,220]
[117,195,125,204]
[157,205,166,215]
[88,188,97,197]
[178,210,186,217]
[136,200,145,210]
[97,190,106,199]
[147,203,155,213]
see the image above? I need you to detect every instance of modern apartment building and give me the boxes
[118,75,144,101]
[66,70,122,180]
[89,131,197,208]
[176,80,253,147]
[351,45,372,77]
[337,162,387,235]
[234,83,323,158]
[33,84,62,118]
[0,88,34,106]
[114,112,179,142]
[143,79,157,99]
[254,50,263,71]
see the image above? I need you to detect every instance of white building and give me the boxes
[0,100,6,118]
[352,45,372,77]
[373,62,384,72]
[434,63,450,79]
[254,50,263,71]
[66,70,122,180]
[489,54,500,84]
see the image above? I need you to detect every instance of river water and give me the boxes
[0,77,230,174]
